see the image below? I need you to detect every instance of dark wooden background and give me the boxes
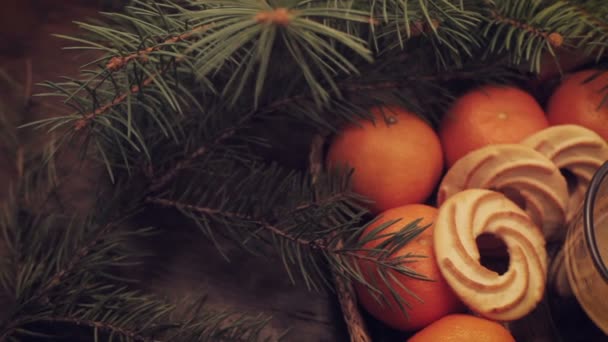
[1,2,608,342]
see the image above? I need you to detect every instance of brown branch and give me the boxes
[148,144,207,191]
[0,224,119,341]
[148,128,237,192]
[74,24,213,131]
[74,73,160,131]
[74,12,437,132]
[0,214,391,342]
[86,12,442,185]
[333,240,372,342]
[144,197,401,270]
[252,7,439,34]
[147,195,409,269]
[489,10,563,47]
[308,133,371,342]
[30,223,116,301]
[106,24,211,72]
[145,196,325,249]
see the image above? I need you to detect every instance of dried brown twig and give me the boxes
[72,11,438,132]
[74,24,212,131]
[489,10,563,47]
[308,133,372,342]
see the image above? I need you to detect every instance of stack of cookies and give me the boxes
[433,124,608,321]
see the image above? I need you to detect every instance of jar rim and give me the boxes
[585,161,608,281]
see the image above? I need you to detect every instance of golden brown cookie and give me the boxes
[437,144,569,241]
[434,189,547,321]
[521,124,608,222]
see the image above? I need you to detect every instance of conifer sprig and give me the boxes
[144,160,430,308]
[0,94,273,342]
[480,0,608,72]
[27,0,509,177]
[16,1,608,340]
[565,0,608,59]
[0,180,274,342]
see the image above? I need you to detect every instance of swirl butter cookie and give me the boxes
[437,144,569,241]
[434,189,547,321]
[521,124,608,222]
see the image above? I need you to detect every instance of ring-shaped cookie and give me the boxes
[437,144,569,241]
[521,124,608,222]
[434,189,547,321]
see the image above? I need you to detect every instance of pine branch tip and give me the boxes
[489,8,564,48]
[105,23,212,72]
[548,32,564,48]
[255,8,293,27]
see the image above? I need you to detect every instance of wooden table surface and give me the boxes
[1,2,608,342]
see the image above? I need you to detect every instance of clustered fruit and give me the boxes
[326,69,608,340]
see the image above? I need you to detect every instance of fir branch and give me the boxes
[148,119,246,192]
[26,0,218,178]
[75,21,215,131]
[144,159,430,314]
[564,0,608,59]
[146,195,427,278]
[0,186,273,342]
[360,0,485,75]
[145,196,327,249]
[144,52,522,194]
[31,0,495,182]
[105,23,213,73]
[27,222,116,302]
[182,0,375,108]
[487,8,564,48]
[308,132,370,342]
[479,0,593,72]
[250,56,520,126]
[73,64,164,132]
[332,240,371,342]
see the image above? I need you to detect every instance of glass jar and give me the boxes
[552,161,608,335]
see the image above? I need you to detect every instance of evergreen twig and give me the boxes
[14,0,608,340]
[309,133,371,342]
[565,0,608,59]
[0,187,274,342]
[75,22,215,131]
[143,155,431,315]
[105,24,212,73]
[145,196,326,248]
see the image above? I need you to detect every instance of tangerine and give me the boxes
[407,314,516,342]
[353,204,463,332]
[326,106,443,213]
[546,69,608,140]
[439,85,549,167]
